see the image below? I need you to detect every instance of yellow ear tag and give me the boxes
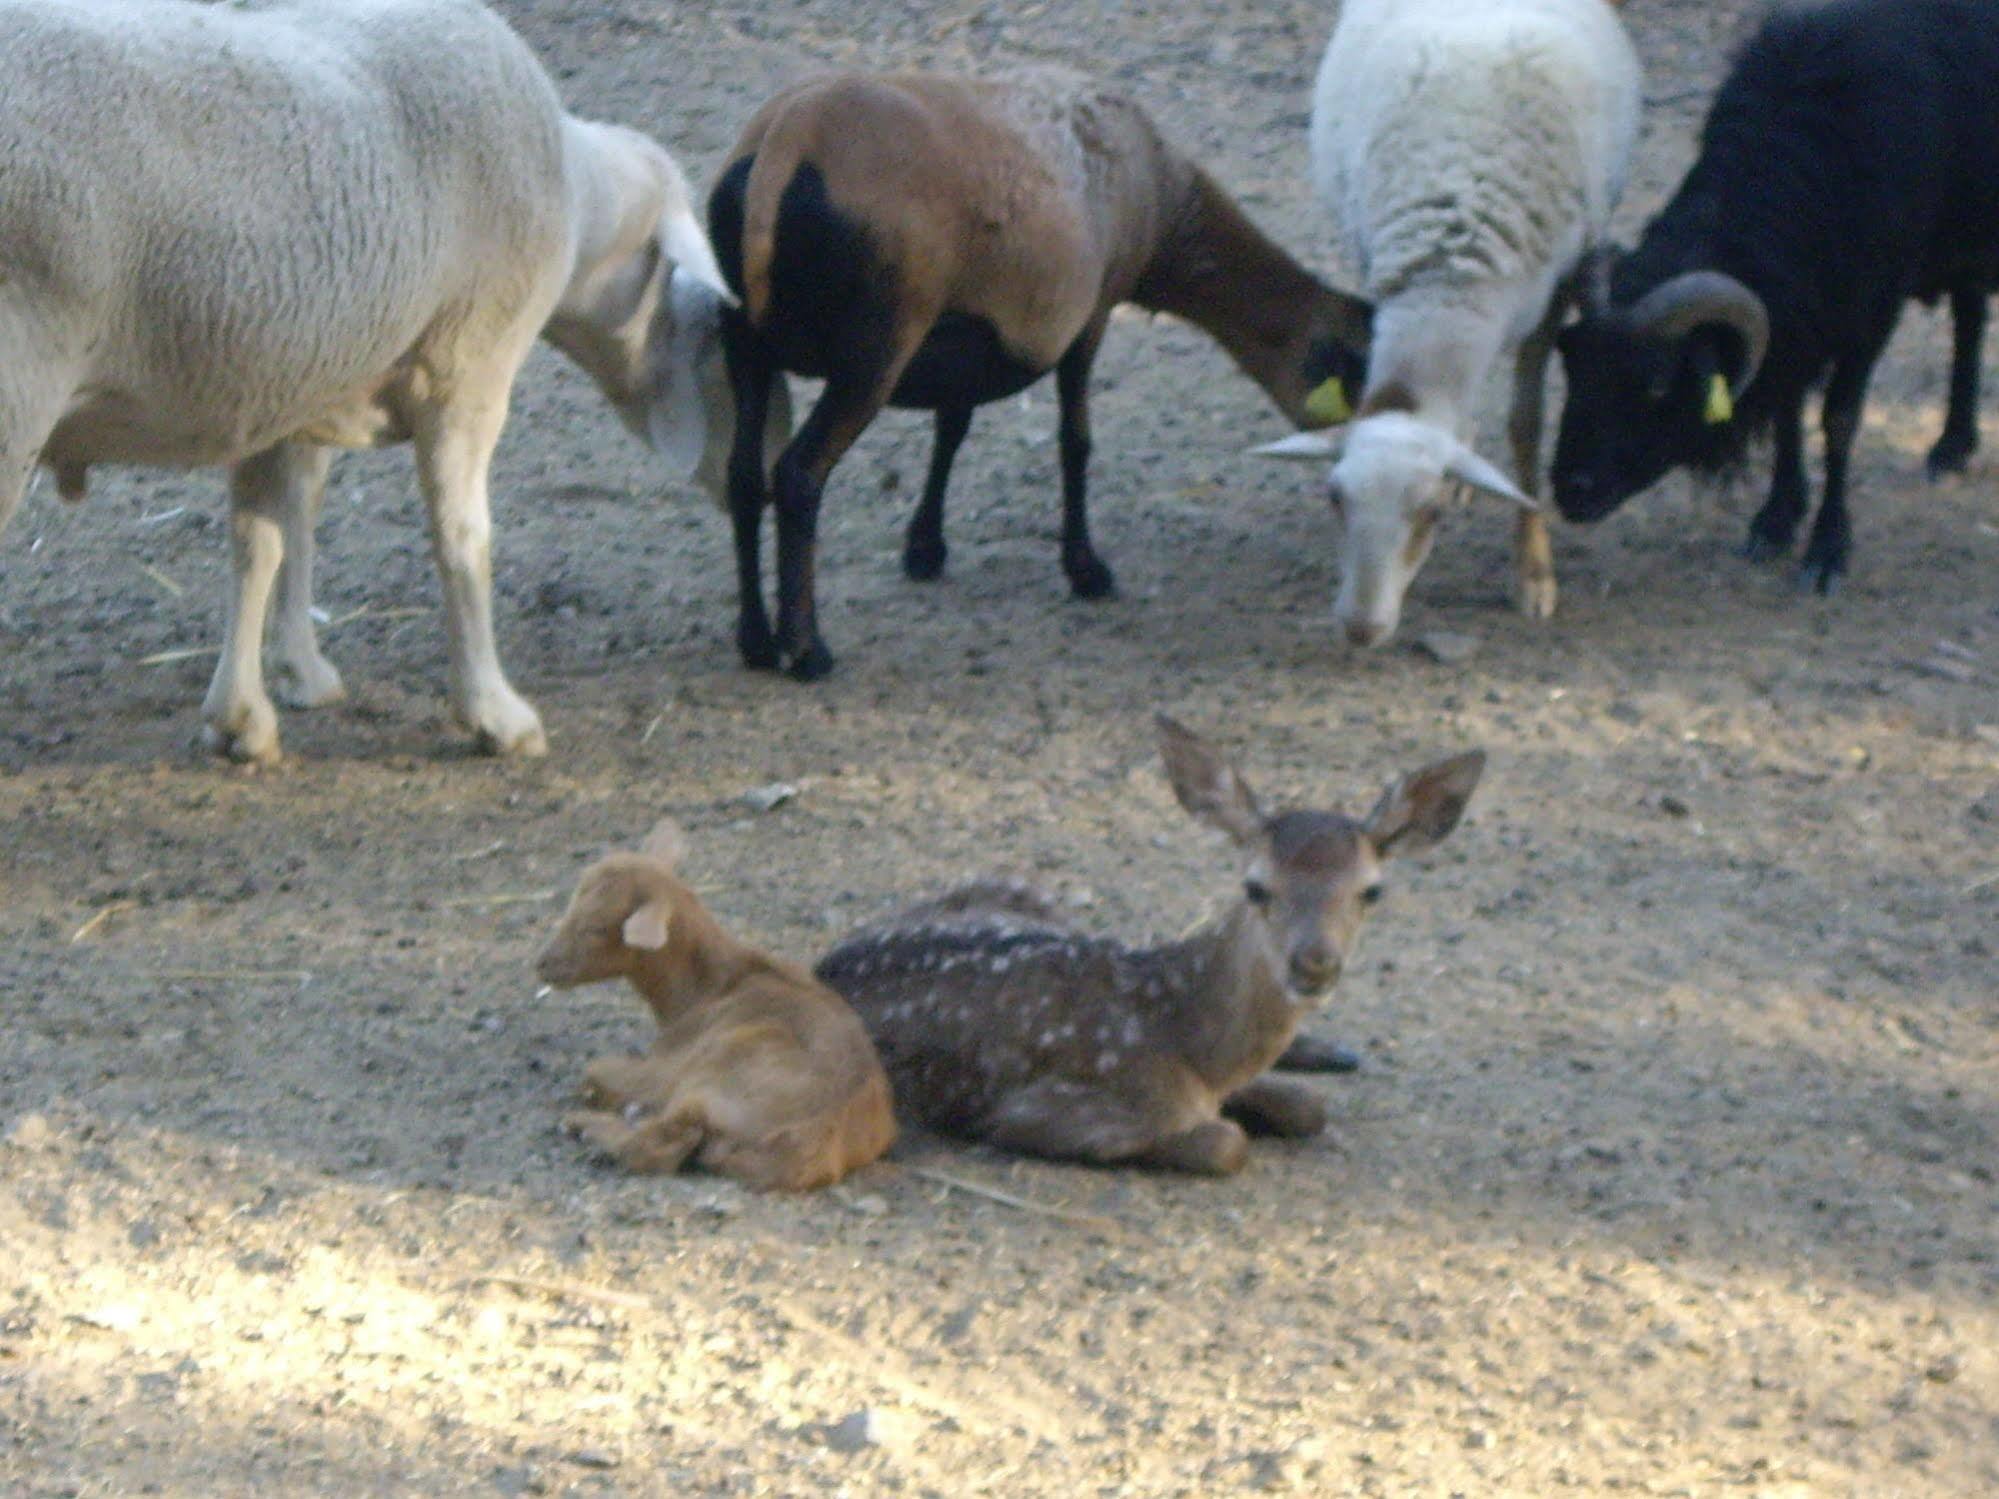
[1304,376,1353,428]
[1704,372,1734,426]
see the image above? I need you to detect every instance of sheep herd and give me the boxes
[4,0,1994,1188]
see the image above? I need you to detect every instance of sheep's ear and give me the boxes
[1251,432,1340,463]
[1156,715,1264,844]
[1444,444,1538,512]
[621,899,672,952]
[643,271,721,482]
[656,155,736,306]
[1364,750,1485,858]
[639,818,689,870]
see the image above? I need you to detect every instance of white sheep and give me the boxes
[1258,0,1641,646]
[0,0,772,764]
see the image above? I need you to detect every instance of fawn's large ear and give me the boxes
[1364,750,1486,858]
[1157,715,1264,844]
[639,818,689,870]
[621,897,672,952]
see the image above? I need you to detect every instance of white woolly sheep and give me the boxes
[1258,0,1641,646]
[0,0,775,764]
[707,66,1374,680]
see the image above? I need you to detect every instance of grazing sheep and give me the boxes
[707,66,1374,679]
[1551,0,1999,592]
[1257,0,1641,646]
[0,0,766,764]
[814,718,1484,1175]
[536,821,896,1191]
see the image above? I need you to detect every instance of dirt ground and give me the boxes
[2,1,1995,1494]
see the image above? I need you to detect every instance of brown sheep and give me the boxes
[707,67,1375,679]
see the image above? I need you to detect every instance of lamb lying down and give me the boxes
[535,821,895,1190]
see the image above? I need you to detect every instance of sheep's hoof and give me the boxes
[737,618,780,672]
[785,641,835,682]
[467,697,548,759]
[1797,556,1844,597]
[1926,433,1976,479]
[201,714,282,768]
[902,540,948,582]
[473,721,548,759]
[1065,555,1118,600]
[1513,573,1558,621]
[272,655,346,710]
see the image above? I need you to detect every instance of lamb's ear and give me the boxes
[1156,715,1264,844]
[639,817,689,870]
[1364,750,1486,858]
[1444,443,1538,511]
[1251,432,1340,463]
[621,898,672,952]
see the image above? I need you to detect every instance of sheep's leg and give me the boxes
[770,354,915,681]
[411,391,545,757]
[1222,1076,1328,1139]
[0,441,42,541]
[721,314,781,670]
[268,444,345,710]
[1744,386,1809,561]
[1506,319,1559,621]
[1928,288,1985,478]
[1801,350,1883,594]
[902,404,974,582]
[0,349,70,538]
[1056,320,1116,599]
[200,446,305,765]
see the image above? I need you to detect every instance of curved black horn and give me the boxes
[1627,271,1769,399]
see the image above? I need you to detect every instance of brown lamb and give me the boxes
[536,821,895,1191]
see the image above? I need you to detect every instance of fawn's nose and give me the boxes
[1289,945,1343,997]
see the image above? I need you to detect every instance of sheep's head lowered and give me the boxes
[543,122,788,503]
[1255,412,1536,647]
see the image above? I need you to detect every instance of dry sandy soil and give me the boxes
[2,1,1995,1494]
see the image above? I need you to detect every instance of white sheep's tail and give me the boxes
[657,154,735,308]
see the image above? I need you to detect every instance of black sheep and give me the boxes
[1551,0,1999,592]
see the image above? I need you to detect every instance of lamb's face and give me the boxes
[1327,413,1533,648]
[535,857,674,989]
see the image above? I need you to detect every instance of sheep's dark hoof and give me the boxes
[785,641,836,682]
[1737,530,1791,565]
[1797,556,1844,596]
[1926,433,1976,480]
[903,540,948,582]
[1066,555,1119,600]
[1274,1035,1363,1074]
[737,616,780,672]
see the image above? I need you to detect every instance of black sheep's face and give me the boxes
[1552,320,1718,523]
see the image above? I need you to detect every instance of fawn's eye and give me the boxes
[1244,878,1273,907]
[1361,884,1385,907]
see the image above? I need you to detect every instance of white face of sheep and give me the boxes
[1255,413,1537,647]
